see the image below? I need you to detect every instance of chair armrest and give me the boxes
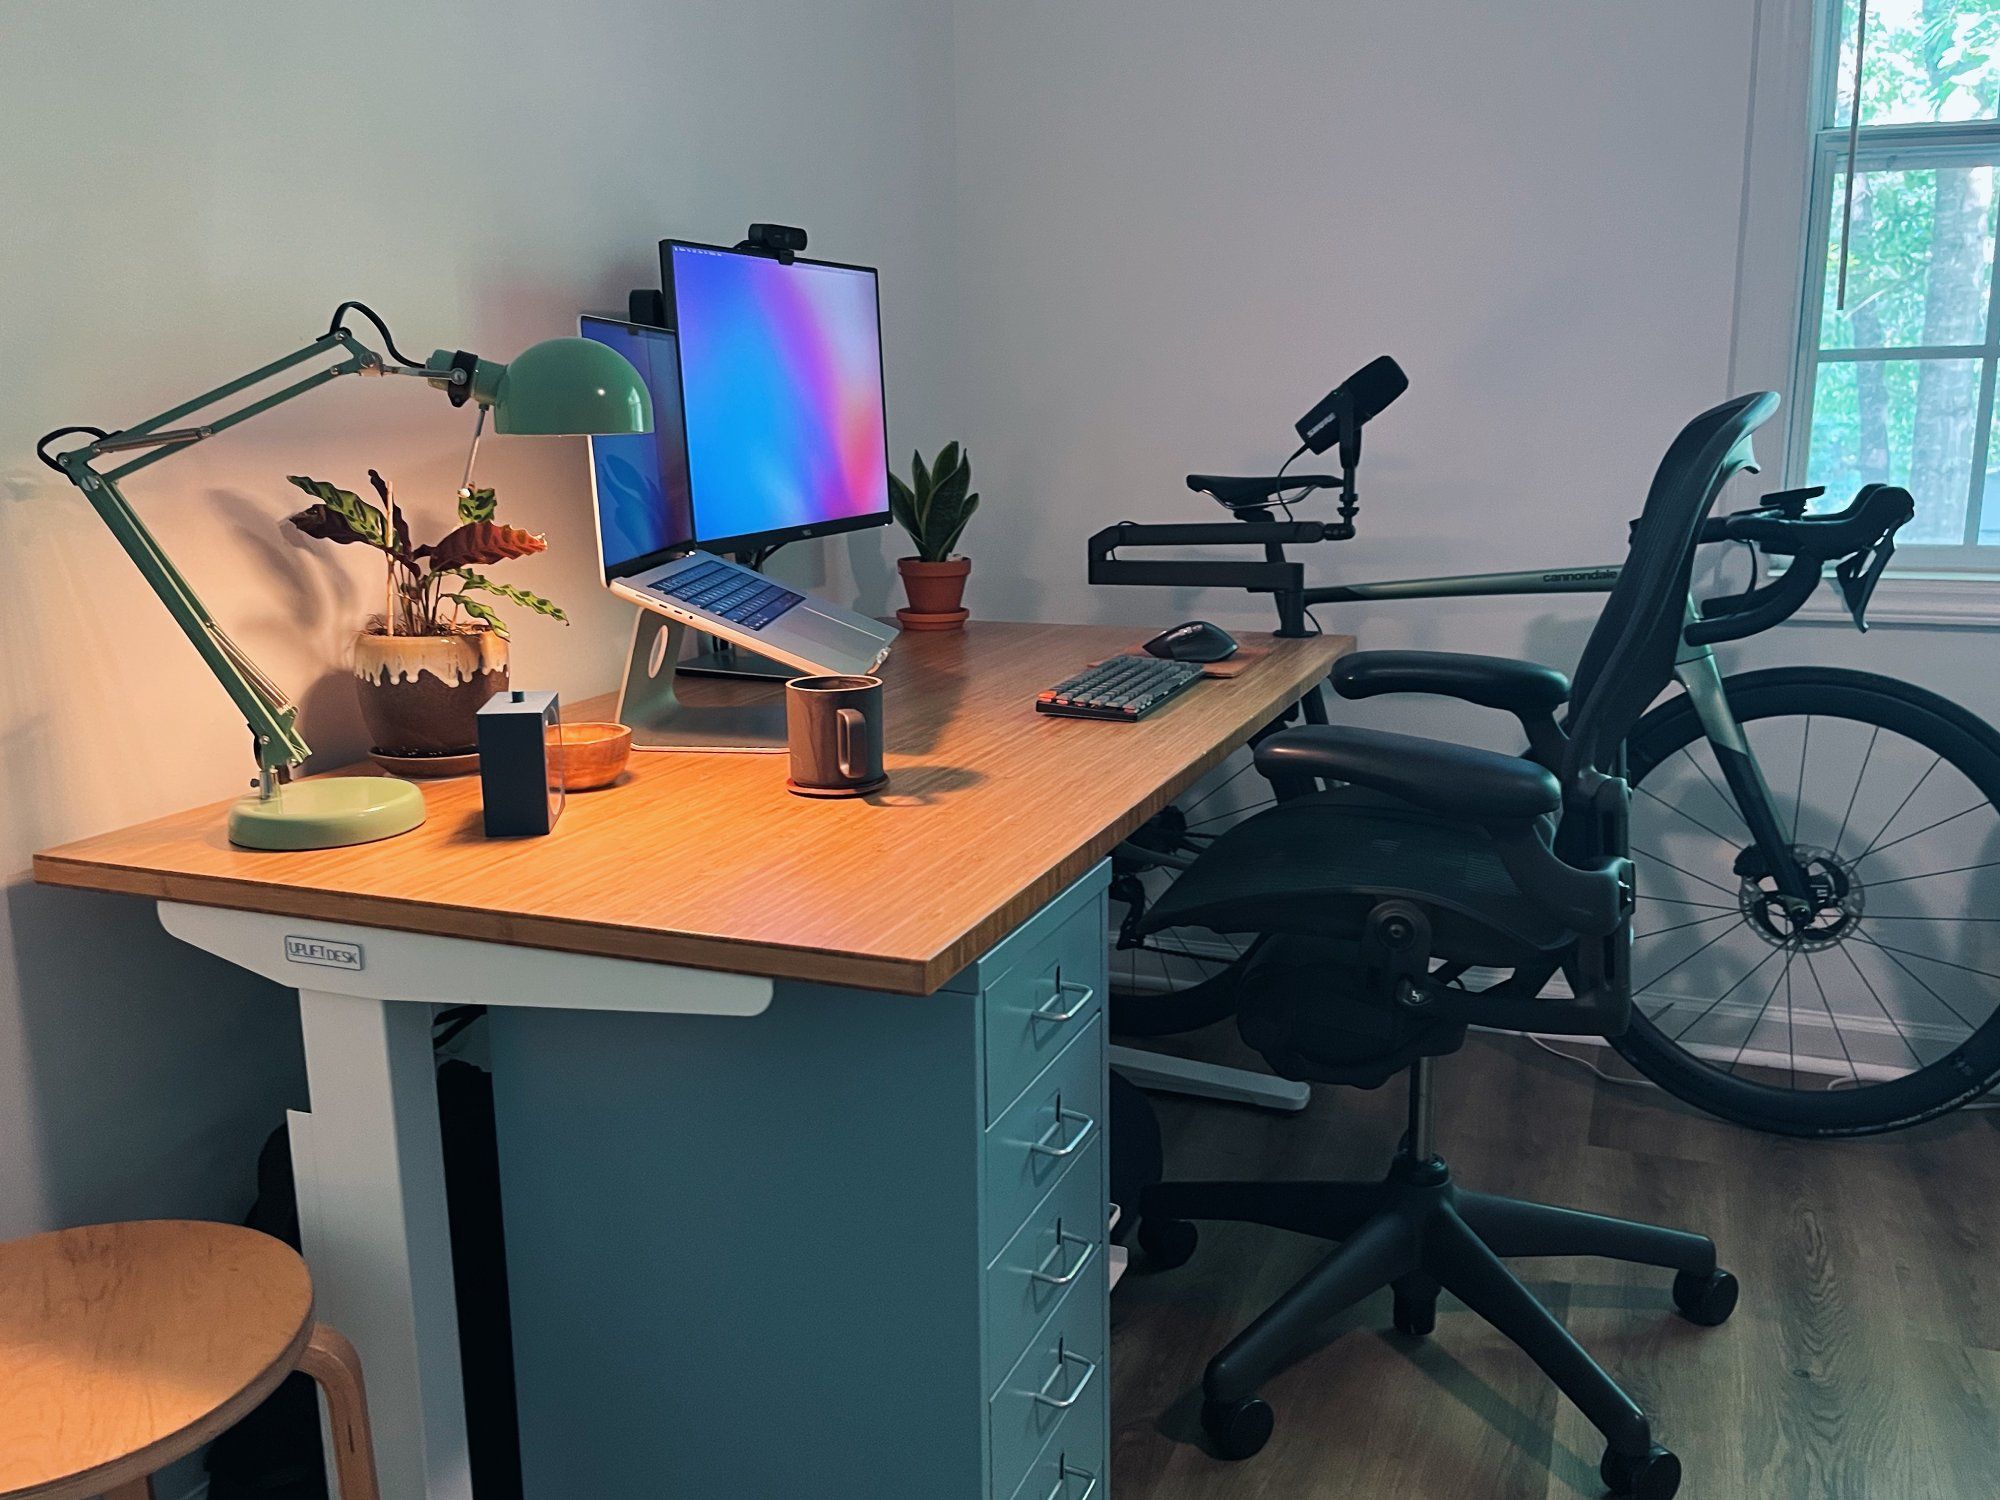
[1333,651,1571,715]
[1254,725,1560,824]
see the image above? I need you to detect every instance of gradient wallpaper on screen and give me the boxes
[581,317,693,574]
[669,245,889,544]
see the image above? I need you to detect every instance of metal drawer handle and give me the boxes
[1030,1221,1099,1287]
[1031,1340,1099,1410]
[1030,1099,1096,1159]
[1043,1455,1100,1500]
[1033,981,1095,1025]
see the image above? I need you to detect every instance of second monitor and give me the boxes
[661,238,892,552]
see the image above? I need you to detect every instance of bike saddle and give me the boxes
[1187,472,1339,511]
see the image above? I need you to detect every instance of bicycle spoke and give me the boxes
[1634,920,1745,1015]
[1181,757,1258,819]
[1802,949,1863,1086]
[1851,801,1990,867]
[1631,845,1738,898]
[1863,858,2000,891]
[1725,942,1799,1076]
[1785,958,1796,1091]
[1852,933,1984,1036]
[1667,942,1785,1045]
[1678,745,1752,838]
[1635,783,1741,847]
[1791,716,1811,845]
[1835,939,1926,1069]
[1832,724,1880,860]
[1185,796,1277,832]
[1859,913,2000,923]
[1635,911,1740,940]
[1853,754,1942,863]
[1636,893,1736,910]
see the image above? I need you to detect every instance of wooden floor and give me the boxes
[1110,1030,2000,1500]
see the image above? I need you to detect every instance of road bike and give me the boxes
[1096,416,2000,1137]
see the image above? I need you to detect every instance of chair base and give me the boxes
[1138,1145,1732,1499]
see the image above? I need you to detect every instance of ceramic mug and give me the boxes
[785,675,887,797]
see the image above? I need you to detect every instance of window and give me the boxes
[1794,1,2000,558]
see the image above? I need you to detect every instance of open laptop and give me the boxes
[580,313,895,677]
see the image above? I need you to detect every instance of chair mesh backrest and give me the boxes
[1562,392,1779,789]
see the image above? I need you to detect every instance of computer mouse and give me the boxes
[1144,620,1239,664]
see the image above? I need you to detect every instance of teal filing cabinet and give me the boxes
[489,864,1113,1498]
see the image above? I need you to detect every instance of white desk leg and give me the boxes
[292,988,471,1500]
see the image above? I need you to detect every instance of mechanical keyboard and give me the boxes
[1035,654,1206,721]
[649,558,805,631]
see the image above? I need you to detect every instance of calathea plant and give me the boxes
[285,470,566,638]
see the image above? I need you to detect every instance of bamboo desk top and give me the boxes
[35,621,1351,995]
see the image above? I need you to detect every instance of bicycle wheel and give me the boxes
[1108,747,1274,1026]
[1615,666,2000,1136]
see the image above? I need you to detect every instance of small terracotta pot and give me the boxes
[352,629,508,756]
[897,556,971,627]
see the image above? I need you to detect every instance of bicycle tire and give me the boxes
[1614,666,2000,1136]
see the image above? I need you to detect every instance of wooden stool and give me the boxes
[0,1220,380,1500]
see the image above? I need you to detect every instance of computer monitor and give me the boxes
[579,315,694,580]
[660,239,891,553]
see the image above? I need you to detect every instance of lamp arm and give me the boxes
[43,327,400,790]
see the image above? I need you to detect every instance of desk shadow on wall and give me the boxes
[3,882,307,1233]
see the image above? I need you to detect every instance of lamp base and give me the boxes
[228,775,426,851]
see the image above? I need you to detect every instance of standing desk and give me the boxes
[35,620,1350,1499]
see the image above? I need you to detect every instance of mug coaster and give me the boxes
[786,775,889,799]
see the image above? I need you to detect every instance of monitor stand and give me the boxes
[616,612,787,753]
[676,634,793,682]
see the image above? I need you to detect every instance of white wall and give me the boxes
[947,0,2000,1070]
[949,0,1763,746]
[0,0,957,1239]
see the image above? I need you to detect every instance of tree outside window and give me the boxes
[1797,0,2000,554]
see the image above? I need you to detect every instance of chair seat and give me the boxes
[0,1221,315,1499]
[1140,789,1573,965]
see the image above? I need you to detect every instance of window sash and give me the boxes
[1791,111,2000,564]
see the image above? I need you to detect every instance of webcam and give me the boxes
[738,222,809,264]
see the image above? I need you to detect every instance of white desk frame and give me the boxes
[159,902,774,1500]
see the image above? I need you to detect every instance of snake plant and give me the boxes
[888,443,979,563]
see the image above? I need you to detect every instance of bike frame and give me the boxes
[1303,562,1815,907]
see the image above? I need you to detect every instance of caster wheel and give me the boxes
[1672,1267,1739,1327]
[1200,1395,1274,1460]
[1138,1217,1198,1270]
[1600,1444,1681,1499]
[1392,1289,1436,1337]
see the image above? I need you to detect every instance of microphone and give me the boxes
[1294,356,1409,456]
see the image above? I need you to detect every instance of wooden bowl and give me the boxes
[549,721,632,791]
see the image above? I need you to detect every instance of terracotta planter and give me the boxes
[896,556,971,631]
[352,629,508,757]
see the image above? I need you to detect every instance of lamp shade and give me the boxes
[488,337,653,436]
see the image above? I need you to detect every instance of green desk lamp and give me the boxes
[38,301,652,851]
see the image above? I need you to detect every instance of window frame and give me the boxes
[1789,3,2000,570]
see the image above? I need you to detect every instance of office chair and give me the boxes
[1133,392,1778,1500]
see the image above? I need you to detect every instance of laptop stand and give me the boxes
[616,611,788,753]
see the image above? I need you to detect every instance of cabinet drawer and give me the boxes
[983,900,1105,1124]
[989,1248,1107,1500]
[1007,1421,1106,1500]
[985,1137,1106,1393]
[984,1019,1104,1259]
